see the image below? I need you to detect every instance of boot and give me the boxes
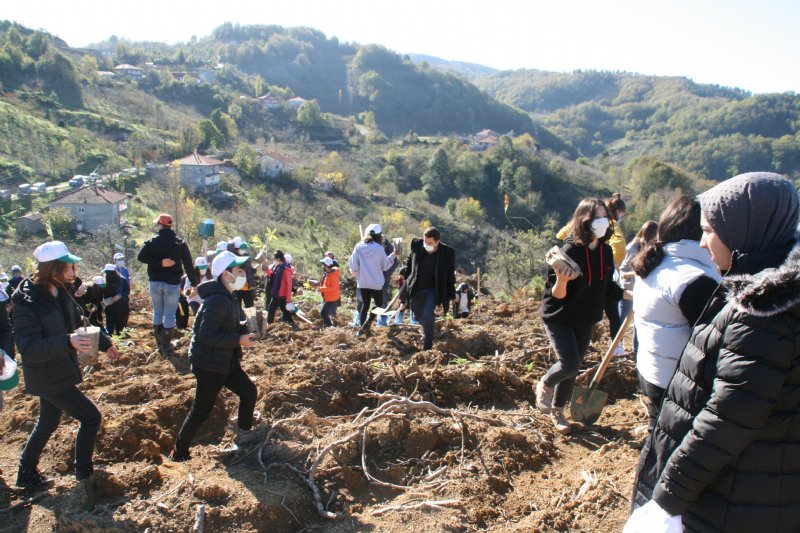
[75,466,94,482]
[535,380,555,415]
[551,407,572,435]
[16,464,53,491]
[153,325,166,356]
[162,328,178,356]
[169,448,190,463]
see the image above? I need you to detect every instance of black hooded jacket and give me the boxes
[633,242,800,532]
[188,280,247,375]
[12,278,111,396]
[137,227,196,285]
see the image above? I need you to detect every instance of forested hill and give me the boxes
[83,23,555,141]
[473,69,800,181]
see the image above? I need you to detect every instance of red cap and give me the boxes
[155,213,173,227]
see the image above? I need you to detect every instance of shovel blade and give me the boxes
[570,386,609,426]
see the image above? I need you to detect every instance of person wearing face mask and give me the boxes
[7,265,24,295]
[171,251,258,462]
[185,256,212,316]
[0,273,9,293]
[627,173,800,533]
[536,198,622,434]
[102,263,130,336]
[113,253,130,281]
[605,193,628,355]
[399,227,456,350]
[12,241,119,489]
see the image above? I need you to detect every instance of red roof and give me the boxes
[263,152,297,165]
[51,186,127,205]
[175,153,224,166]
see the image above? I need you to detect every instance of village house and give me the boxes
[113,64,144,80]
[176,152,224,193]
[48,185,128,233]
[257,152,298,179]
[258,94,282,110]
[287,96,307,110]
[15,212,46,236]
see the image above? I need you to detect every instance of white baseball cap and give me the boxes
[103,263,116,272]
[231,236,244,248]
[92,275,105,286]
[211,250,249,279]
[216,240,228,251]
[320,256,334,266]
[365,223,382,235]
[33,241,81,263]
[284,253,293,264]
[113,252,125,261]
[195,256,208,269]
[11,265,22,272]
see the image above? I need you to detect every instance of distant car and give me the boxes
[0,189,10,200]
[69,176,85,188]
[31,182,47,194]
[18,184,32,195]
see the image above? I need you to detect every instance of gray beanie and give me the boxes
[698,172,799,254]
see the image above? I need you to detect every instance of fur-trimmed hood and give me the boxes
[726,242,800,317]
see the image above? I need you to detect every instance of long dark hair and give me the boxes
[632,195,702,278]
[632,220,658,251]
[566,198,612,246]
[104,269,120,297]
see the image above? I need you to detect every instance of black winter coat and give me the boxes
[634,243,800,532]
[402,238,456,310]
[0,297,12,358]
[188,280,247,375]
[137,228,196,285]
[12,279,111,396]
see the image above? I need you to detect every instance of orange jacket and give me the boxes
[319,268,340,302]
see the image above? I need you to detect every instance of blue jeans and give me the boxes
[410,288,437,350]
[149,281,181,329]
[320,301,339,327]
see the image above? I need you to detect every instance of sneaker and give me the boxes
[551,407,572,435]
[535,380,555,414]
[16,465,53,491]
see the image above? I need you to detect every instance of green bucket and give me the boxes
[199,219,215,238]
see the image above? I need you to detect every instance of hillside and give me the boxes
[473,69,800,181]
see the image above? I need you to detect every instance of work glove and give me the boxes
[102,297,114,307]
[623,500,682,533]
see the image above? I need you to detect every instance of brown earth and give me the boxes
[0,296,648,532]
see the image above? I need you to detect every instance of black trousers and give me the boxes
[105,302,128,335]
[174,360,257,455]
[236,289,255,309]
[21,386,101,473]
[358,288,383,330]
[637,371,666,430]
[542,321,594,407]
[605,293,623,339]
[266,296,292,324]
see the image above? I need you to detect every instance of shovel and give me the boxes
[570,311,634,426]
[371,289,401,318]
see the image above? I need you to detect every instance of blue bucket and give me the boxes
[199,219,215,238]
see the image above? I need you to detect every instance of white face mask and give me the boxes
[229,274,247,291]
[591,217,610,238]
[116,260,125,267]
[423,243,438,253]
[0,282,7,291]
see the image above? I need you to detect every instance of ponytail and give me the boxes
[631,241,665,278]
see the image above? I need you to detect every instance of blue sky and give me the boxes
[4,0,799,93]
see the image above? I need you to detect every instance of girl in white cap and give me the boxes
[13,241,119,489]
[102,263,130,336]
[172,251,257,461]
[185,256,212,315]
[348,223,396,336]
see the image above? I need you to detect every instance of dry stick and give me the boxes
[192,504,205,533]
[372,499,462,516]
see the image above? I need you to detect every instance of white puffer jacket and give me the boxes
[633,240,721,388]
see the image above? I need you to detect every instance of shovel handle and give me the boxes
[588,310,634,388]
[372,289,401,315]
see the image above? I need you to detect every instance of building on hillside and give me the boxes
[257,152,298,179]
[48,185,128,233]
[469,128,507,151]
[15,212,46,236]
[258,94,282,110]
[287,97,307,110]
[196,68,216,83]
[113,64,144,80]
[97,71,116,83]
[176,152,224,193]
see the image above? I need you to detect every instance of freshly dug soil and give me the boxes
[0,296,647,532]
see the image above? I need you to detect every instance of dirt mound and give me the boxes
[0,295,645,532]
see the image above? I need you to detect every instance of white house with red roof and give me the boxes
[257,152,298,179]
[49,185,128,233]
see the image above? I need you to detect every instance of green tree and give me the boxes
[422,147,450,203]
[233,143,258,178]
[296,99,325,129]
[43,207,76,239]
[198,119,224,150]
[178,124,202,153]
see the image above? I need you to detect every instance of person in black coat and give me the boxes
[400,226,456,350]
[13,241,118,490]
[102,265,130,336]
[628,172,800,533]
[137,213,197,356]
[171,251,258,461]
[536,198,622,435]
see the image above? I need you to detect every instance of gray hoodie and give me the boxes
[349,241,395,290]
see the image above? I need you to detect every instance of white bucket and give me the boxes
[76,326,101,365]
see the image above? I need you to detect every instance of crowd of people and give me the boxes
[2,171,800,533]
